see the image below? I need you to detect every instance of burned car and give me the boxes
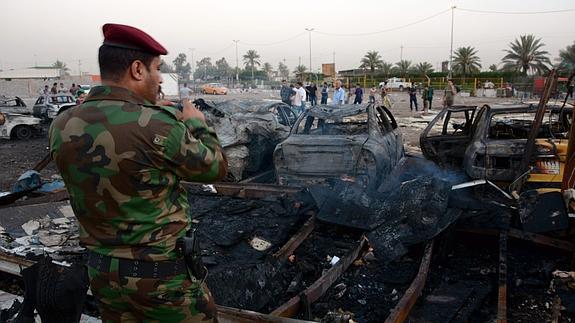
[420,103,572,184]
[0,111,42,140]
[32,94,76,121]
[274,104,404,189]
[193,99,296,181]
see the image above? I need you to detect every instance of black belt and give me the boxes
[87,251,187,279]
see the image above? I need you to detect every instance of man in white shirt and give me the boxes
[179,83,193,100]
[293,82,307,114]
[333,80,345,105]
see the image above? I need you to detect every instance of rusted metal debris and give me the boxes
[497,231,508,323]
[385,241,434,323]
[271,236,369,318]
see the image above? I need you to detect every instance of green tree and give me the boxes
[413,62,434,76]
[51,60,70,76]
[501,34,551,75]
[295,65,307,81]
[160,59,175,73]
[173,53,191,80]
[359,51,383,74]
[452,46,481,77]
[194,57,216,80]
[489,64,498,72]
[215,57,231,79]
[262,62,273,80]
[243,50,261,81]
[381,62,393,78]
[278,62,290,80]
[557,41,575,73]
[395,60,412,77]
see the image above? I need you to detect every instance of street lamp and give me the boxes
[448,4,456,79]
[189,48,195,81]
[305,28,314,80]
[233,40,240,84]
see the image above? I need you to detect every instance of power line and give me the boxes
[239,32,306,47]
[458,7,575,15]
[314,8,451,37]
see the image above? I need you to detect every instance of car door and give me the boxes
[420,106,478,167]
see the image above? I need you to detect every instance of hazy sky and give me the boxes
[1,0,574,75]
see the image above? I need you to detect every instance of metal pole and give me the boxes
[448,5,456,79]
[233,40,239,84]
[189,48,195,81]
[305,28,314,80]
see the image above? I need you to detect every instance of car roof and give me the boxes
[306,104,370,118]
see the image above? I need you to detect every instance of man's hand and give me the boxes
[181,99,206,122]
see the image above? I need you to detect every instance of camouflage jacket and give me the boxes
[49,86,227,261]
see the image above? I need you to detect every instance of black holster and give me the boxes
[176,228,207,281]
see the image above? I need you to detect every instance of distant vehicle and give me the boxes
[33,94,76,121]
[78,85,92,95]
[0,111,42,140]
[202,83,228,95]
[420,103,573,185]
[274,104,405,189]
[379,77,412,91]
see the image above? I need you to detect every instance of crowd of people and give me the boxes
[39,82,88,104]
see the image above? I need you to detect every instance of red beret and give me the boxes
[102,23,168,55]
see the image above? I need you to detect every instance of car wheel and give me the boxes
[13,126,32,140]
[399,85,404,92]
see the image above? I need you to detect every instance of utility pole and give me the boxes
[299,56,302,66]
[449,5,456,79]
[78,59,82,76]
[233,40,239,84]
[189,48,195,81]
[400,45,404,61]
[305,28,314,79]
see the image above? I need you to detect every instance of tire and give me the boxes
[13,126,32,140]
[399,85,404,92]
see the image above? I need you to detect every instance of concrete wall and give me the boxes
[0,76,100,99]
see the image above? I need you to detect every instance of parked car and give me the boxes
[78,84,92,95]
[274,104,405,189]
[420,103,573,185]
[379,77,412,91]
[0,96,28,114]
[0,111,42,140]
[33,94,76,121]
[202,83,228,95]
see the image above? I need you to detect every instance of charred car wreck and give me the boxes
[274,104,404,189]
[194,99,297,181]
[420,103,572,185]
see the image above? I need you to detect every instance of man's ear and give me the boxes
[129,60,145,81]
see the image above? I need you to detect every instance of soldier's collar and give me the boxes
[84,85,154,106]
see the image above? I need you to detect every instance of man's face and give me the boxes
[335,81,341,89]
[142,57,163,104]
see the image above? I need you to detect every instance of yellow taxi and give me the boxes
[201,83,228,95]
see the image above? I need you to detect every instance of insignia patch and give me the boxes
[153,134,167,146]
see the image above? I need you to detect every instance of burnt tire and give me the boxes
[13,126,32,140]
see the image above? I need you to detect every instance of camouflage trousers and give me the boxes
[87,259,217,322]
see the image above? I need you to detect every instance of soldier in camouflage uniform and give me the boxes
[49,23,227,322]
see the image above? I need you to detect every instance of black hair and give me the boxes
[297,81,303,86]
[98,45,156,82]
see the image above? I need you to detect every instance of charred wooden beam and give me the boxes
[273,216,315,261]
[217,306,314,323]
[385,241,434,323]
[457,227,575,252]
[181,182,302,199]
[497,231,508,323]
[271,236,368,318]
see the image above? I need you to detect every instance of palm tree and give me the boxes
[262,62,273,80]
[278,62,290,79]
[242,50,261,81]
[395,60,412,77]
[501,34,551,75]
[452,46,481,77]
[489,64,498,72]
[381,62,393,78]
[52,60,70,76]
[557,41,575,73]
[413,62,434,76]
[295,65,307,81]
[359,51,384,74]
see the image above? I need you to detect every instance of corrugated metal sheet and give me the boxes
[0,68,61,79]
